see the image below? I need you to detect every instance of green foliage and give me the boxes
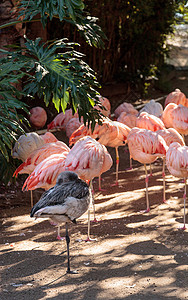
[0,153,20,185]
[0,57,28,162]
[15,0,106,48]
[70,0,188,88]
[0,37,102,128]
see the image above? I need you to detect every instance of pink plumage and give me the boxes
[114,102,138,118]
[94,96,111,117]
[117,112,137,128]
[64,136,113,182]
[13,141,70,177]
[136,112,165,132]
[69,117,131,185]
[65,135,112,238]
[166,142,188,229]
[127,127,168,211]
[65,117,84,138]
[166,142,188,178]
[162,103,188,135]
[69,117,130,147]
[127,127,167,165]
[29,107,47,129]
[164,88,188,107]
[12,132,58,162]
[156,128,185,147]
[47,109,79,130]
[41,132,58,143]
[22,152,69,191]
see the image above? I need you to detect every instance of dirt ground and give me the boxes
[0,71,188,300]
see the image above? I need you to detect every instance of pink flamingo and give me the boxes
[22,152,69,240]
[166,142,188,229]
[23,136,112,240]
[139,99,163,118]
[136,111,166,175]
[156,128,185,202]
[117,112,137,128]
[22,152,69,191]
[114,102,138,118]
[69,117,131,186]
[127,127,168,212]
[64,136,113,240]
[12,132,58,162]
[65,117,84,139]
[12,132,58,207]
[47,109,79,131]
[29,107,47,129]
[136,111,165,131]
[13,141,70,177]
[162,103,188,139]
[94,96,111,117]
[164,88,188,107]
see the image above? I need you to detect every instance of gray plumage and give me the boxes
[30,171,91,274]
[30,171,91,225]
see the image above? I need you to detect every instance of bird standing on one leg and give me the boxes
[166,142,188,230]
[69,117,130,186]
[64,136,113,240]
[127,127,168,212]
[30,171,91,274]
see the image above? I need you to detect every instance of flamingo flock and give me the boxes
[12,89,188,273]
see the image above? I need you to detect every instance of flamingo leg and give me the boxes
[98,174,101,191]
[90,180,97,222]
[98,175,105,192]
[65,222,77,274]
[85,204,97,242]
[162,158,166,203]
[85,182,97,241]
[181,178,187,230]
[149,164,152,177]
[57,225,65,240]
[144,164,150,212]
[126,155,132,171]
[111,147,119,186]
[115,147,119,185]
[129,156,132,170]
[30,190,33,208]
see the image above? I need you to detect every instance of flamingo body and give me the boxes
[30,171,91,273]
[117,112,137,128]
[65,118,84,139]
[13,141,70,177]
[22,152,69,191]
[94,96,111,117]
[127,128,167,165]
[29,107,47,129]
[166,142,188,229]
[136,112,165,132]
[156,128,185,147]
[65,136,113,182]
[114,102,138,118]
[166,142,188,178]
[127,127,168,211]
[12,132,57,162]
[162,103,188,135]
[165,88,187,107]
[139,100,163,118]
[47,109,79,130]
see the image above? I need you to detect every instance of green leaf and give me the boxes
[52,94,60,112]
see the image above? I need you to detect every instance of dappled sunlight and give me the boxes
[1,145,188,299]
